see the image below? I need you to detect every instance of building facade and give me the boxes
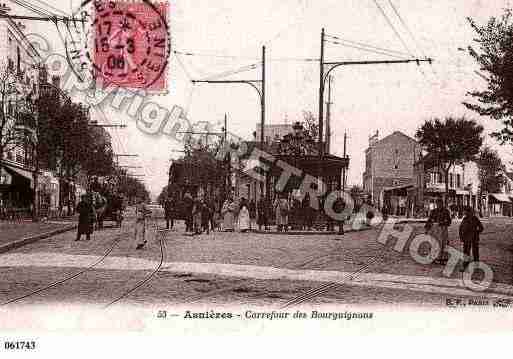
[0,13,43,215]
[408,161,479,217]
[362,131,422,210]
[256,123,293,144]
[488,171,513,217]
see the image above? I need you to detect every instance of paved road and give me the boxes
[0,217,511,309]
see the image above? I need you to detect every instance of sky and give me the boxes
[10,0,513,199]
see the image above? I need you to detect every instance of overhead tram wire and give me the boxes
[325,34,412,58]
[385,0,433,78]
[174,50,316,63]
[9,0,50,16]
[324,39,408,60]
[31,0,69,16]
[371,0,415,58]
[387,0,427,58]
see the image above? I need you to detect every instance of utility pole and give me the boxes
[318,28,325,159]
[342,132,347,193]
[317,28,434,194]
[325,75,333,155]
[191,45,266,147]
[224,113,228,144]
[261,46,266,148]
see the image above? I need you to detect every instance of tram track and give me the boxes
[104,225,167,308]
[1,228,129,306]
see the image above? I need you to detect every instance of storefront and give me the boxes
[488,193,513,217]
[381,184,413,217]
[0,162,34,216]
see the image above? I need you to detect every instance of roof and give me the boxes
[371,131,418,148]
[489,193,512,203]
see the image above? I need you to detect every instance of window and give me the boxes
[456,174,461,188]
[449,174,454,188]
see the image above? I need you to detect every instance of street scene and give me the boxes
[0,215,512,308]
[0,0,513,324]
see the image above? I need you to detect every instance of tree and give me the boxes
[415,117,484,203]
[476,146,505,194]
[465,10,513,144]
[302,111,318,140]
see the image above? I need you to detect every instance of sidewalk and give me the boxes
[0,220,77,253]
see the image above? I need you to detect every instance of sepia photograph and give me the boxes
[0,0,512,353]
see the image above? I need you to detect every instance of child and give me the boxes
[459,206,483,271]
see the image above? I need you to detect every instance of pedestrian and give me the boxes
[257,196,269,231]
[248,199,256,230]
[425,198,452,264]
[221,196,237,232]
[135,199,151,249]
[183,191,193,233]
[201,198,211,235]
[333,194,346,236]
[291,197,301,230]
[92,191,107,230]
[302,193,314,230]
[75,194,95,241]
[238,197,251,233]
[164,194,174,230]
[273,193,289,232]
[459,206,483,271]
[212,197,221,231]
[192,195,202,235]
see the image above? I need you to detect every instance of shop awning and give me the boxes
[489,193,512,203]
[383,184,414,192]
[1,162,33,187]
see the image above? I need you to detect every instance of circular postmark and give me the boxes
[67,0,171,91]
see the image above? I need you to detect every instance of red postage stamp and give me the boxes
[88,0,170,91]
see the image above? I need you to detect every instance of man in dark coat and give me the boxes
[76,194,95,241]
[302,193,314,230]
[248,199,256,230]
[333,195,346,235]
[164,195,174,230]
[425,198,452,264]
[257,196,270,231]
[183,192,194,233]
[459,206,483,271]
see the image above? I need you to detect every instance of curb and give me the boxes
[0,224,78,254]
[253,225,374,236]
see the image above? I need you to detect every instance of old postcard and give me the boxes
[0,0,512,355]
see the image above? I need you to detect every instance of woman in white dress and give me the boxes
[221,197,236,231]
[238,198,251,232]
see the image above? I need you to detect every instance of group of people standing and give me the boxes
[164,193,259,234]
[161,191,347,234]
[425,198,483,269]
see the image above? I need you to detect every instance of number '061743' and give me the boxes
[4,341,36,350]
